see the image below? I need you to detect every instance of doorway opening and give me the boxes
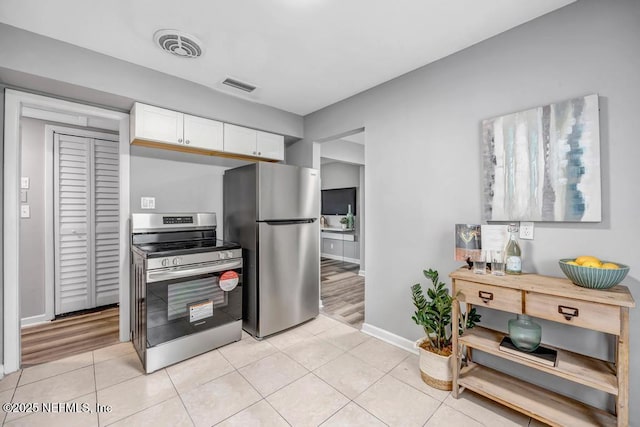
[318,130,365,329]
[19,122,122,366]
[4,90,130,373]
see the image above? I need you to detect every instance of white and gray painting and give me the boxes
[482,94,601,222]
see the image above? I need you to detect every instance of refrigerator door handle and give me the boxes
[260,219,317,225]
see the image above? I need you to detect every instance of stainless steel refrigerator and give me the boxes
[224,162,320,338]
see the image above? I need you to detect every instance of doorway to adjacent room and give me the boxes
[318,129,365,329]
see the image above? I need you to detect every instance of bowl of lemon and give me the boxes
[559,256,629,290]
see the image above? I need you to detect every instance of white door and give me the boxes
[183,114,224,151]
[93,139,120,307]
[54,133,119,315]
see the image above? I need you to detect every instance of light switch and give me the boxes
[21,205,31,218]
[141,197,156,209]
[21,190,28,203]
[21,177,30,189]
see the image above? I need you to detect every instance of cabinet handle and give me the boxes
[178,138,183,143]
[258,152,261,155]
[558,305,579,321]
[185,140,190,145]
[478,291,493,303]
[253,151,257,155]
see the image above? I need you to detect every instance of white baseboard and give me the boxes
[0,364,4,377]
[361,323,419,355]
[358,270,365,277]
[321,253,360,264]
[21,313,53,327]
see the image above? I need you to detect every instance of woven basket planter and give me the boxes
[415,338,453,391]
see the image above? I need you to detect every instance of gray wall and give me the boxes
[304,0,640,420]
[0,24,303,139]
[19,118,46,319]
[321,161,360,190]
[130,146,237,233]
[321,140,364,165]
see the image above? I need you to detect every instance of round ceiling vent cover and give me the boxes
[154,29,203,58]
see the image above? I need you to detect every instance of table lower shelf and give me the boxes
[457,363,616,427]
[459,326,618,395]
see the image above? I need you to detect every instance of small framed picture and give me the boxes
[455,224,481,261]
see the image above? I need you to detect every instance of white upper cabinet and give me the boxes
[131,102,283,161]
[183,114,223,151]
[132,103,183,146]
[224,124,285,161]
[256,130,285,161]
[223,123,257,156]
[131,102,222,151]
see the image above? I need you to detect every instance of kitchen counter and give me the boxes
[321,227,354,232]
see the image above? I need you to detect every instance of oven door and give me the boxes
[145,258,242,348]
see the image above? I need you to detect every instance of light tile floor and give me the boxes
[0,315,545,426]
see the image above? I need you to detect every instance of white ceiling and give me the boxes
[0,0,574,115]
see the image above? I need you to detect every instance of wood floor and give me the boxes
[321,258,364,329]
[20,306,120,367]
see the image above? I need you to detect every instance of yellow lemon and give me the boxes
[565,261,579,266]
[582,260,602,268]
[601,262,620,269]
[575,255,600,265]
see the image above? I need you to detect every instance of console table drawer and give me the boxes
[525,292,620,335]
[455,280,522,313]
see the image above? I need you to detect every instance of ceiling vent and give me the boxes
[154,29,203,58]
[222,77,257,93]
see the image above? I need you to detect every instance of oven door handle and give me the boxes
[146,259,242,283]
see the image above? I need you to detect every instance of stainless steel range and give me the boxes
[130,212,242,373]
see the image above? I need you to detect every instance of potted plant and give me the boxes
[339,217,349,230]
[410,268,480,390]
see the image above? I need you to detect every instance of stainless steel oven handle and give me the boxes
[147,259,242,283]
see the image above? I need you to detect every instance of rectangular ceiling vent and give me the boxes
[222,77,257,93]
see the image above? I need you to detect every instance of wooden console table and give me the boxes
[450,268,635,427]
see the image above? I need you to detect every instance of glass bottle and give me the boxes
[508,314,542,352]
[505,223,522,275]
[346,204,354,229]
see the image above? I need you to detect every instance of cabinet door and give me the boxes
[133,103,183,146]
[184,114,223,151]
[256,131,284,161]
[343,241,360,259]
[322,238,343,256]
[223,123,257,156]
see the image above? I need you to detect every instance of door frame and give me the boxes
[4,89,130,373]
[26,126,118,325]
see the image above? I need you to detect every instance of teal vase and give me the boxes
[508,314,541,352]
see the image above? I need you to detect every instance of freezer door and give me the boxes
[258,163,319,220]
[257,220,319,337]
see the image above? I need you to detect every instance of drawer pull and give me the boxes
[478,291,494,303]
[558,305,579,321]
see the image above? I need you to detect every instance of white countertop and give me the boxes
[321,227,354,232]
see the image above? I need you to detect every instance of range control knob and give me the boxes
[219,252,227,260]
[172,257,182,266]
[226,251,235,258]
[161,258,170,267]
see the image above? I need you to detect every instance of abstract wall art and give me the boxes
[482,94,601,222]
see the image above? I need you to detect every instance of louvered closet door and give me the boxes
[93,139,120,307]
[54,133,119,315]
[55,134,92,314]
